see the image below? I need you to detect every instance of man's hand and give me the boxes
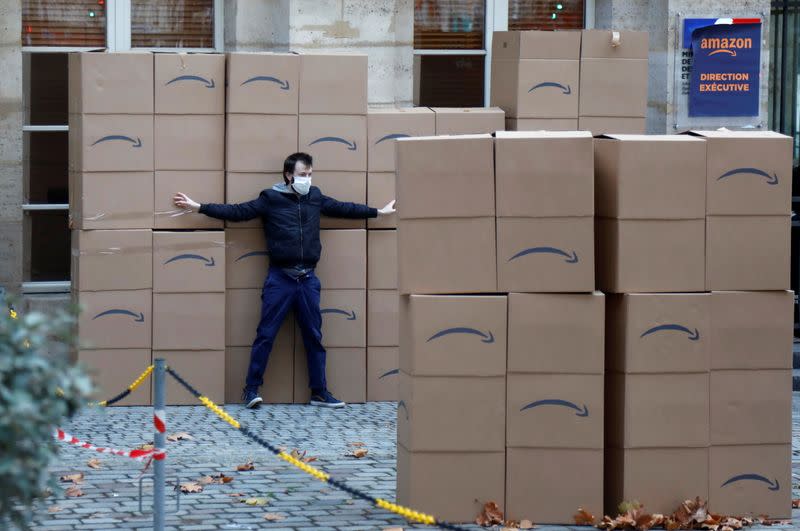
[173,192,200,211]
[377,199,396,216]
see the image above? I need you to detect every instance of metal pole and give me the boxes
[153,358,166,531]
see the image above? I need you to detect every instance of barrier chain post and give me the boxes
[153,358,166,531]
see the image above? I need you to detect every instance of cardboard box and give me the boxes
[594,135,706,219]
[226,114,299,172]
[596,218,706,293]
[154,53,225,114]
[317,289,366,348]
[397,447,505,524]
[506,447,602,524]
[506,118,579,131]
[72,229,152,291]
[367,229,397,289]
[152,292,225,350]
[492,30,582,61]
[710,291,793,370]
[578,116,646,134]
[77,349,152,406]
[70,171,154,230]
[313,171,367,229]
[225,228,269,289]
[154,350,224,405]
[368,289,398,346]
[688,130,792,216]
[581,29,649,59]
[497,217,594,293]
[225,288,261,347]
[225,172,278,228]
[606,447,709,516]
[398,217,497,294]
[367,346,399,401]
[68,114,154,172]
[606,293,710,374]
[68,52,153,114]
[154,115,224,171]
[299,53,367,115]
[226,52,300,115]
[491,59,580,119]
[316,229,367,289]
[396,134,495,219]
[367,173,396,229]
[398,373,505,451]
[606,372,709,449]
[367,107,436,172]
[507,292,604,374]
[431,107,505,135]
[153,231,226,293]
[75,289,152,349]
[495,131,593,218]
[709,444,791,519]
[154,171,224,229]
[706,216,790,291]
[299,114,367,171]
[399,295,507,376]
[507,373,603,448]
[294,347,366,403]
[710,370,792,445]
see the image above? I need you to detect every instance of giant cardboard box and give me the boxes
[367,229,397,289]
[154,115,224,170]
[75,289,152,349]
[507,292,604,374]
[399,295,507,376]
[491,29,582,61]
[368,289,398,346]
[225,288,261,347]
[154,53,225,114]
[506,447,602,524]
[299,53,367,115]
[152,292,225,350]
[294,347,366,403]
[367,172,396,229]
[578,116,646,134]
[431,107,505,135]
[397,447,505,524]
[606,293,710,374]
[594,135,706,219]
[706,215,790,291]
[317,289,367,348]
[72,229,152,291]
[398,373,505,451]
[316,229,367,290]
[299,114,367,171]
[494,131,593,218]
[396,134,495,219]
[78,349,152,406]
[226,114,299,172]
[313,171,367,229]
[596,218,706,293]
[70,171,154,229]
[225,172,277,228]
[367,346,399,401]
[710,291,794,370]
[689,130,792,216]
[68,52,153,114]
[398,217,497,294]
[225,228,269,289]
[709,444,791,519]
[154,350,224,405]
[68,114,154,172]
[507,373,603,448]
[506,118,579,131]
[154,171,223,229]
[226,52,299,115]
[497,216,594,292]
[367,107,436,172]
[153,231,226,293]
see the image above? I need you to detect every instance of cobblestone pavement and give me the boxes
[26,393,800,530]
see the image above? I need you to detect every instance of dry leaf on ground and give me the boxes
[47,506,62,513]
[793,499,800,509]
[59,473,84,484]
[383,528,404,531]
[179,482,203,493]
[348,441,366,447]
[263,513,286,521]
[198,473,233,485]
[236,461,255,471]
[519,519,534,529]
[242,497,269,506]
[136,442,154,451]
[574,507,595,525]
[65,486,84,497]
[289,448,318,463]
[227,492,245,497]
[347,448,369,458]
[86,458,102,470]
[475,501,504,527]
[167,432,193,442]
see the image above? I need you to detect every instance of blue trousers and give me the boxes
[246,266,327,391]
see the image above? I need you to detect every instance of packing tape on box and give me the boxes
[154,208,195,218]
[73,240,230,257]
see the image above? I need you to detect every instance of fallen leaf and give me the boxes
[793,499,800,509]
[227,492,245,498]
[242,497,269,506]
[179,482,203,493]
[383,528,404,531]
[86,458,102,470]
[198,473,233,485]
[167,432,193,442]
[136,442,154,451]
[236,461,255,471]
[475,501,504,527]
[348,448,369,458]
[198,476,214,485]
[304,456,318,463]
[519,519,534,529]
[65,486,83,497]
[59,473,84,484]
[263,513,285,521]
[48,506,63,513]
[348,441,366,447]
[574,507,595,525]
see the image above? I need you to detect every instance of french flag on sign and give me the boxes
[682,17,762,49]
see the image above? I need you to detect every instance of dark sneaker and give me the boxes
[242,387,263,409]
[310,389,345,408]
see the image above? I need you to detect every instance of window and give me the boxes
[22,0,107,47]
[508,0,585,30]
[132,0,215,49]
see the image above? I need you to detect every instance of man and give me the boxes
[174,152,395,409]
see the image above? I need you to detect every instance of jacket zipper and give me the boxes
[298,199,304,268]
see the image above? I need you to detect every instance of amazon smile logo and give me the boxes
[320,308,356,321]
[235,250,269,262]
[165,75,215,88]
[378,368,399,379]
[375,133,411,145]
[309,137,357,151]
[92,309,145,322]
[508,246,578,263]
[721,473,780,491]
[520,399,589,417]
[91,135,142,148]
[427,327,494,344]
[701,36,753,57]
[640,324,700,341]
[240,75,290,90]
[528,82,571,95]
[163,254,216,267]
[717,167,779,185]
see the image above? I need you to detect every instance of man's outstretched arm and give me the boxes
[320,196,396,219]
[174,192,269,222]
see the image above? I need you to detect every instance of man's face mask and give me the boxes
[292,175,312,195]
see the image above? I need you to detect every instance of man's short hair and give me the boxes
[283,152,313,182]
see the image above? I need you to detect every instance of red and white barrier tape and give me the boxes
[54,428,165,461]
[153,409,166,434]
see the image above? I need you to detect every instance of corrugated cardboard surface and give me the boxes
[431,107,505,135]
[506,118,579,131]
[399,294,507,377]
[398,373,505,452]
[578,116,646,134]
[495,131,593,218]
[579,59,648,117]
[367,173,397,229]
[492,30,582,60]
[154,53,225,114]
[506,447,602,524]
[153,231,226,293]
[72,229,152,292]
[710,291,793,370]
[75,289,152,349]
[367,346,399,401]
[299,53,367,115]
[294,347,366,404]
[367,108,436,172]
[367,229,397,289]
[78,349,152,406]
[154,115,224,171]
[226,52,299,115]
[497,216,594,293]
[368,289,399,347]
[299,114,367,171]
[397,447,505,524]
[225,172,277,228]
[316,229,367,290]
[313,172,367,229]
[68,52,154,114]
[491,59,580,119]
[226,114,299,172]
[398,217,497,294]
[225,288,261,347]
[69,114,154,172]
[508,292,604,374]
[706,215,790,291]
[155,350,224,405]
[70,171,154,230]
[225,228,269,289]
[316,289,366,348]
[154,171,224,229]
[606,293,710,374]
[152,292,225,350]
[580,30,649,59]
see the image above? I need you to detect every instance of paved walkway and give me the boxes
[28,394,800,530]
